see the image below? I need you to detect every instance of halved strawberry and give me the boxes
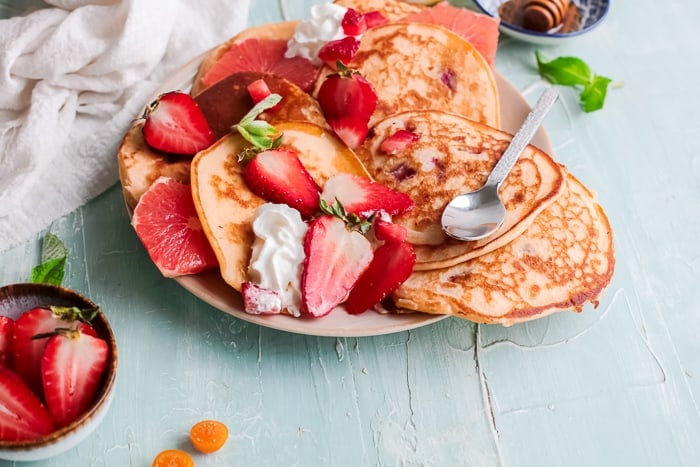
[0,366,55,442]
[241,282,282,315]
[12,306,90,397]
[321,173,413,218]
[301,216,373,317]
[247,78,272,104]
[380,129,421,155]
[41,329,109,428]
[344,240,416,314]
[318,36,360,70]
[317,64,377,122]
[373,217,408,243]
[327,115,369,150]
[0,316,12,369]
[243,149,321,219]
[142,91,216,155]
[341,8,367,35]
[364,10,388,29]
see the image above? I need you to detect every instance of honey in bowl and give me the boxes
[499,0,582,33]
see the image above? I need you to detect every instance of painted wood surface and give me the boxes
[1,0,700,465]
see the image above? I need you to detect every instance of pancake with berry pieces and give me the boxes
[333,0,423,21]
[355,110,565,270]
[191,121,369,291]
[192,21,320,97]
[332,22,500,128]
[194,71,329,139]
[392,172,615,326]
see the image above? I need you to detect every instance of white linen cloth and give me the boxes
[0,0,250,252]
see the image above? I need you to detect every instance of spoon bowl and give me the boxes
[441,87,559,241]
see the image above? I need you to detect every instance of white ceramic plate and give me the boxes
[130,54,552,337]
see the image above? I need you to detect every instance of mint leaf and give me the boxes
[30,233,67,285]
[238,94,282,127]
[580,75,612,113]
[535,51,614,113]
[535,51,591,86]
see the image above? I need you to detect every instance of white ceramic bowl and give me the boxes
[0,283,118,462]
[473,0,610,45]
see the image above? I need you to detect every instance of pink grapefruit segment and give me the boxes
[131,177,218,277]
[201,38,320,93]
[402,3,500,66]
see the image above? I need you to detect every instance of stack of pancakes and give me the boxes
[118,0,614,326]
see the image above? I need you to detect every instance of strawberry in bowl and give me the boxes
[0,283,117,462]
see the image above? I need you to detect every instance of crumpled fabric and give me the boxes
[0,0,250,251]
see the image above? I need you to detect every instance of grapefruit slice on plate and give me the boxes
[402,2,500,66]
[199,39,320,93]
[132,176,218,277]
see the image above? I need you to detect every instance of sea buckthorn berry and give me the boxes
[152,449,194,467]
[190,419,229,453]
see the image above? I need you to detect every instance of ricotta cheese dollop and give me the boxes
[247,203,308,316]
[285,2,348,66]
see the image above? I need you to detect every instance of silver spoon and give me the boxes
[441,87,559,241]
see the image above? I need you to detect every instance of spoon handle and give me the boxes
[486,87,559,187]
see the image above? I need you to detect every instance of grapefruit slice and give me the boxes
[402,2,500,66]
[199,38,320,93]
[132,176,218,277]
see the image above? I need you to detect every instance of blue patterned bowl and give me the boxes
[473,0,610,45]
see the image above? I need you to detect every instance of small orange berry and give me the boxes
[190,419,229,453]
[152,449,194,467]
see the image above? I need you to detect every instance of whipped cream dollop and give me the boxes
[247,203,308,317]
[285,2,348,66]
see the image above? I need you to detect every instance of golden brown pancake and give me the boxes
[392,172,615,326]
[192,21,299,96]
[194,71,328,139]
[332,22,500,128]
[117,122,191,210]
[356,110,564,268]
[333,0,423,21]
[191,121,369,291]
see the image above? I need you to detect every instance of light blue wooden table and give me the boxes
[2,0,700,465]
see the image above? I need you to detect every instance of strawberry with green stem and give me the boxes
[234,94,321,219]
[317,62,378,149]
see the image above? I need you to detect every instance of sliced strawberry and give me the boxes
[243,149,321,219]
[344,240,416,314]
[317,65,377,122]
[142,91,216,155]
[373,217,408,243]
[321,173,413,218]
[13,306,89,397]
[364,10,388,29]
[380,129,421,155]
[241,282,282,315]
[0,316,12,369]
[301,216,373,317]
[318,36,360,70]
[342,8,367,35]
[247,78,272,104]
[327,115,369,150]
[41,329,109,428]
[0,366,55,442]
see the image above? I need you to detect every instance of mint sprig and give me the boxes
[535,51,613,113]
[30,233,67,285]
